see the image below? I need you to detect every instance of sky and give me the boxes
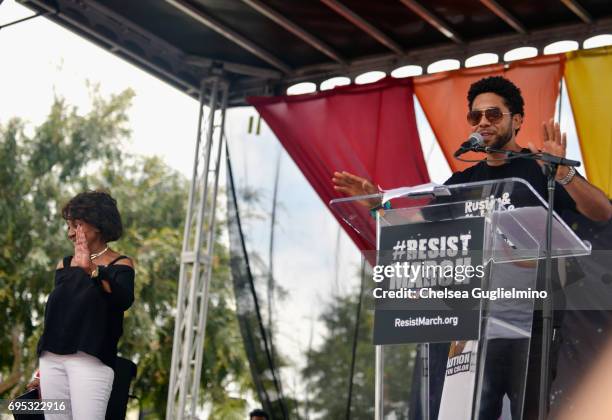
[1,0,607,415]
[0,0,199,176]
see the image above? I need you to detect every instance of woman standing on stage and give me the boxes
[35,190,135,419]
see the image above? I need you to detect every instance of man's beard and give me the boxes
[490,125,513,150]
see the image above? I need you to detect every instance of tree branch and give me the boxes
[0,324,23,395]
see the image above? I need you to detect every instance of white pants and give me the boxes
[39,351,114,420]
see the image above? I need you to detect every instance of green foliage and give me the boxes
[0,88,252,417]
[302,286,417,419]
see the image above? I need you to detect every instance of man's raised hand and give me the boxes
[527,118,570,180]
[332,171,380,208]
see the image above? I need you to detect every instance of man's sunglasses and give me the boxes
[467,107,512,125]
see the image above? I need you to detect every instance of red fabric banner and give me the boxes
[248,77,429,250]
[414,55,565,172]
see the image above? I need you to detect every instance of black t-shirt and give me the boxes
[37,256,135,368]
[444,152,580,316]
[444,151,577,216]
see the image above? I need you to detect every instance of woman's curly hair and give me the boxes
[62,191,123,242]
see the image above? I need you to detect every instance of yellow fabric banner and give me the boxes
[565,47,612,197]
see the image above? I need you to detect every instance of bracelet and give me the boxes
[557,166,576,185]
[369,201,392,218]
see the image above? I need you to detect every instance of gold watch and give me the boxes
[90,265,99,279]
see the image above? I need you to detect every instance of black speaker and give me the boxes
[106,357,137,420]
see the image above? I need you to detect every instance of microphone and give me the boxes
[453,133,484,158]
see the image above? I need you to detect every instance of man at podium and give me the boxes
[332,76,612,419]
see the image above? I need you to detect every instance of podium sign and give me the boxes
[374,217,485,344]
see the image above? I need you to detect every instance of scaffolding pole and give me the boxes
[166,75,229,420]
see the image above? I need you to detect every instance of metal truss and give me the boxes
[166,76,229,420]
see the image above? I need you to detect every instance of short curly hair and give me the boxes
[62,190,123,242]
[249,409,269,419]
[467,76,525,116]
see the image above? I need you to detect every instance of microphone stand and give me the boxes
[473,146,580,420]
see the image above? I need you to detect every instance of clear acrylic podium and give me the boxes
[330,178,591,420]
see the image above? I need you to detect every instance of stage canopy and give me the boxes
[21,0,612,107]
